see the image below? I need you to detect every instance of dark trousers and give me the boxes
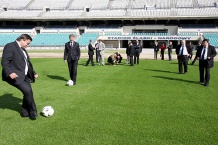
[178,55,188,73]
[130,56,134,66]
[154,51,158,60]
[68,60,78,83]
[118,56,122,63]
[134,50,140,64]
[86,55,94,66]
[199,60,210,83]
[107,57,114,65]
[96,51,100,63]
[8,76,37,115]
[161,51,164,60]
[168,51,172,61]
[189,52,193,60]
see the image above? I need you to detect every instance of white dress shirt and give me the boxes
[201,47,208,60]
[179,45,188,55]
[16,41,28,75]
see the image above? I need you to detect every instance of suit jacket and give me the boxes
[176,44,191,55]
[64,41,80,62]
[196,45,217,68]
[1,41,36,85]
[126,44,131,55]
[167,44,173,53]
[88,43,95,55]
[154,44,159,52]
[129,45,135,56]
[98,42,105,55]
[137,43,143,53]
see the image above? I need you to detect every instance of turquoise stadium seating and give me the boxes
[0,33,21,46]
[203,33,218,47]
[76,33,99,46]
[129,33,170,36]
[104,32,122,36]
[178,32,198,36]
[30,33,74,46]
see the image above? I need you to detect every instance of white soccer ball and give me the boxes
[41,106,54,117]
[66,80,74,86]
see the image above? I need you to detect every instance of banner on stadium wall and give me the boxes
[99,36,200,40]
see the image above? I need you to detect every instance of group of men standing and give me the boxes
[1,33,217,121]
[126,40,142,66]
[85,39,105,66]
[154,41,173,60]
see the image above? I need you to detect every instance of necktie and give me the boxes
[70,42,72,47]
[201,48,206,60]
[181,46,184,55]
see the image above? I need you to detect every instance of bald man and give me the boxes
[176,40,191,74]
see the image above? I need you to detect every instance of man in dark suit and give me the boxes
[154,41,159,60]
[167,41,173,61]
[126,41,131,64]
[85,39,95,66]
[64,34,80,85]
[1,34,38,120]
[196,39,217,86]
[134,40,142,64]
[176,40,191,74]
[129,41,135,66]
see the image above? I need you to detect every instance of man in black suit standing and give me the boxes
[176,40,191,74]
[167,41,173,61]
[64,34,80,85]
[129,41,134,66]
[85,39,95,66]
[134,40,142,64]
[1,34,38,120]
[196,39,217,86]
[154,41,159,60]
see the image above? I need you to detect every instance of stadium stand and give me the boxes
[0,0,30,9]
[129,33,170,36]
[30,33,73,46]
[0,10,41,18]
[41,10,83,18]
[69,0,109,10]
[28,0,69,10]
[0,0,218,49]
[111,0,129,9]
[86,10,126,17]
[0,33,21,46]
[178,32,198,36]
[203,33,218,47]
[76,33,99,46]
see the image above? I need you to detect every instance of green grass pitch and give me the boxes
[0,58,218,145]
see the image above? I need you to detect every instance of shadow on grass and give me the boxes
[47,75,68,81]
[152,76,197,84]
[0,94,21,113]
[145,69,178,74]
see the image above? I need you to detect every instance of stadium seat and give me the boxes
[30,33,75,46]
[76,33,99,46]
[203,33,218,47]
[0,33,21,46]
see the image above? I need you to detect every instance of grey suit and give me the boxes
[97,42,105,65]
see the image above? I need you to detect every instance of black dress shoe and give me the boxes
[29,113,37,120]
[20,113,29,117]
[73,82,76,85]
[204,83,209,87]
[178,72,182,74]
